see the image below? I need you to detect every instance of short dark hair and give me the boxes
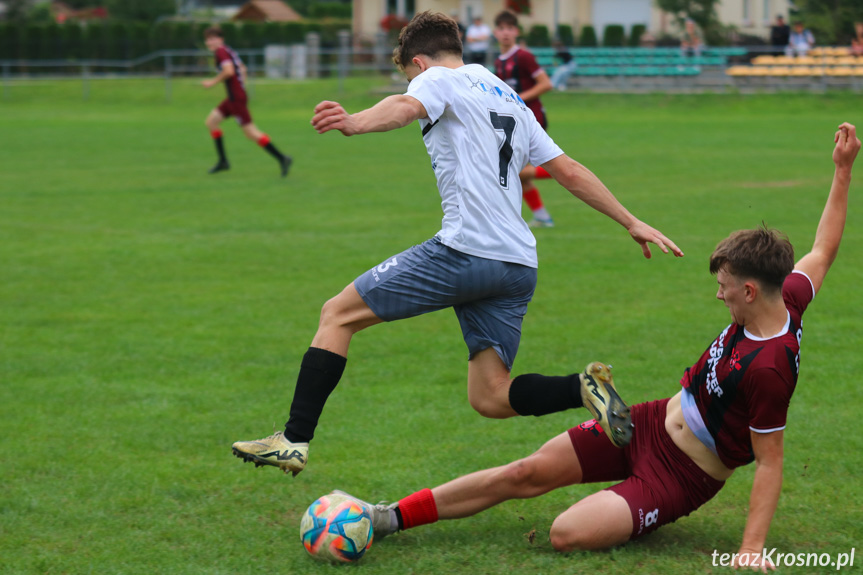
[709,225,795,294]
[494,10,519,28]
[393,11,463,71]
[204,26,223,39]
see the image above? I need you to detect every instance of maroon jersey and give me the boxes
[494,46,547,129]
[214,45,247,102]
[680,271,814,468]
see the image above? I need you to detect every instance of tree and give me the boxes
[654,0,721,43]
[793,0,863,44]
[105,0,175,22]
[4,0,31,23]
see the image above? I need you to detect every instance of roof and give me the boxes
[232,0,301,22]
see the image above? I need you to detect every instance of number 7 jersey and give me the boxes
[404,64,564,268]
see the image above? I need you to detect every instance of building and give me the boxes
[352,0,792,45]
[232,0,302,22]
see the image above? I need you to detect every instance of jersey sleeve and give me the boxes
[519,50,543,78]
[215,46,231,65]
[782,270,815,317]
[746,367,793,433]
[527,115,563,167]
[405,68,449,124]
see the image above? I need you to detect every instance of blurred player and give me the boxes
[493,10,555,227]
[232,11,682,477]
[202,27,291,177]
[342,124,860,571]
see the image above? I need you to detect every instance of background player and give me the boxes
[231,11,682,478]
[202,27,291,177]
[494,10,555,227]
[342,123,860,572]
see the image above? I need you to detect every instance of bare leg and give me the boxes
[205,109,225,132]
[311,282,382,357]
[240,121,265,142]
[466,348,516,418]
[549,490,632,551]
[429,430,633,551]
[432,432,583,518]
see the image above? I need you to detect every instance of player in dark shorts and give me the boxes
[202,27,291,177]
[338,124,860,570]
[493,11,555,227]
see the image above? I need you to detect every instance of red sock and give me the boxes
[210,129,223,139]
[523,187,544,211]
[535,165,551,179]
[257,134,271,147]
[398,488,438,530]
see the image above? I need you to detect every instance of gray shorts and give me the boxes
[353,237,537,371]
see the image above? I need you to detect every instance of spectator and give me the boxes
[770,15,791,56]
[680,19,703,57]
[465,15,491,65]
[787,21,815,56]
[852,22,863,56]
[450,11,466,43]
[549,41,577,91]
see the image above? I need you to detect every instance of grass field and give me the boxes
[1,77,861,574]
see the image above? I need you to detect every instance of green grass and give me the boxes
[1,78,861,574]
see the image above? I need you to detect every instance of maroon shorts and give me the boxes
[217,98,252,126]
[568,398,725,539]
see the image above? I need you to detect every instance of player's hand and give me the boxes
[201,79,216,89]
[833,122,860,170]
[731,548,776,572]
[627,220,684,259]
[311,101,359,136]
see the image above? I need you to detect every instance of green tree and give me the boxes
[526,24,551,47]
[655,0,720,43]
[602,24,625,46]
[557,24,574,46]
[105,0,175,22]
[793,0,863,44]
[4,0,32,23]
[579,25,598,47]
[629,23,647,46]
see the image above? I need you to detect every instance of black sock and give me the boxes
[508,373,582,416]
[284,347,347,443]
[214,136,227,163]
[394,506,405,531]
[263,141,286,161]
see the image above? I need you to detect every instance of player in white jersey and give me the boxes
[231,11,683,478]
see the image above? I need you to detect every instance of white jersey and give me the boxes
[405,64,564,268]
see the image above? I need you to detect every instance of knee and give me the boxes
[468,385,513,419]
[489,455,556,500]
[549,526,576,552]
[318,297,343,329]
[548,505,631,552]
[500,458,539,491]
[549,519,591,552]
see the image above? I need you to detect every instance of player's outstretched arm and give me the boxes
[542,154,684,259]
[794,122,860,295]
[311,96,428,137]
[732,430,783,572]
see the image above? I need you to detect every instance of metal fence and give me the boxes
[0,30,398,100]
[3,40,859,99]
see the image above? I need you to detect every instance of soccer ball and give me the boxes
[299,493,374,563]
